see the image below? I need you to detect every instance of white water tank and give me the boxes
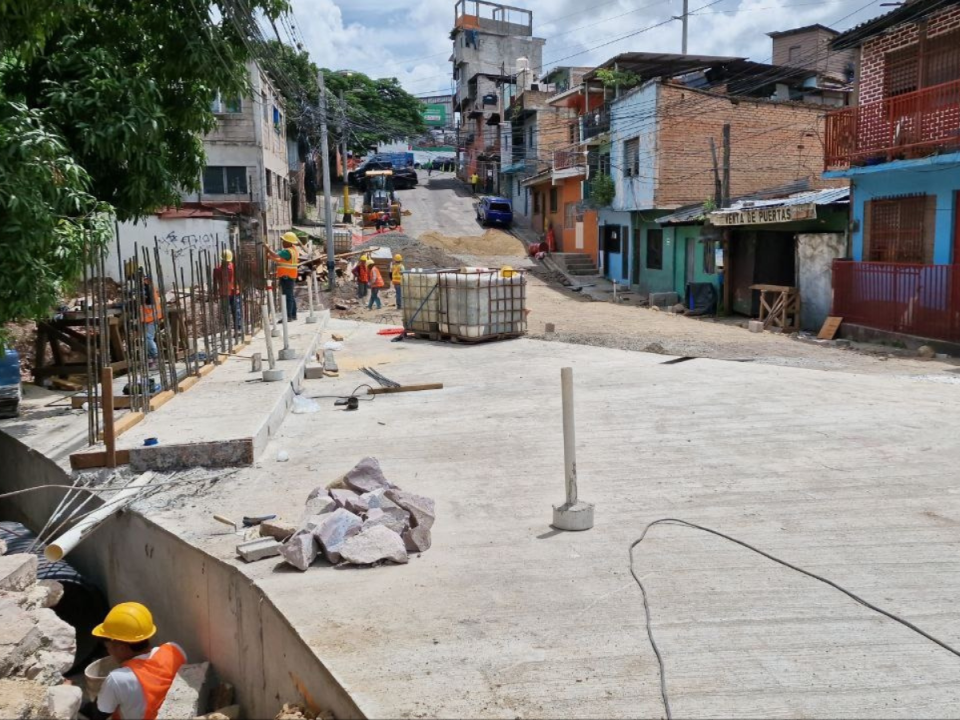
[516,57,532,92]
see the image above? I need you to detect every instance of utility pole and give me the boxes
[682,0,689,54]
[317,70,336,290]
[721,123,731,206]
[341,89,352,223]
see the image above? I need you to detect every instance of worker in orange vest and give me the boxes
[213,249,241,331]
[263,232,300,321]
[367,259,384,310]
[91,602,186,720]
[124,260,163,367]
[390,253,405,309]
[351,254,369,299]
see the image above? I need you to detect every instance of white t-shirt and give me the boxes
[97,643,186,719]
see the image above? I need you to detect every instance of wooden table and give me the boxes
[750,284,800,333]
[34,314,127,384]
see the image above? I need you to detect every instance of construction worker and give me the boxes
[470,172,479,194]
[352,254,369,299]
[390,253,405,309]
[91,602,186,720]
[367,259,384,310]
[213,249,241,332]
[124,260,162,367]
[263,232,300,322]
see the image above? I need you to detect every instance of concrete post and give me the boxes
[552,367,594,531]
[261,303,283,382]
[278,304,297,360]
[306,272,318,324]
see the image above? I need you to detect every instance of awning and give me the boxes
[707,187,849,226]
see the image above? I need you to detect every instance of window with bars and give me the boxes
[865,195,934,263]
[624,137,640,177]
[203,166,247,194]
[884,45,919,97]
[923,29,960,87]
[883,29,960,98]
[646,229,663,270]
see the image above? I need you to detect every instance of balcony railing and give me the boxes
[825,79,960,170]
[832,260,960,341]
[582,107,610,141]
[554,145,586,172]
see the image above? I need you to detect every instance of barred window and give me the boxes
[624,137,640,177]
[865,195,933,263]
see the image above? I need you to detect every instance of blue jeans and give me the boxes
[280,277,296,320]
[228,296,242,331]
[357,281,368,299]
[368,287,382,310]
[394,283,402,309]
[145,322,158,359]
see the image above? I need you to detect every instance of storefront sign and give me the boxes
[709,202,816,226]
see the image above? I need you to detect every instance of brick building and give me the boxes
[824,0,960,345]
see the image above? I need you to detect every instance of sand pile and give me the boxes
[418,229,527,257]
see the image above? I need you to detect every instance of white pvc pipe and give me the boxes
[261,303,277,369]
[561,367,578,506]
[45,472,155,561]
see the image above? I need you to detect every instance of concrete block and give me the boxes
[339,526,408,565]
[0,554,37,592]
[39,581,64,609]
[748,320,763,333]
[251,353,262,372]
[0,600,42,676]
[278,348,298,361]
[129,439,254,472]
[648,291,679,308]
[402,525,432,554]
[12,580,64,611]
[157,661,212,719]
[259,519,297,542]
[304,366,326,380]
[280,532,319,572]
[316,508,363,564]
[236,537,282,563]
[46,684,82,719]
[343,457,394,494]
[386,490,436,531]
[262,368,284,382]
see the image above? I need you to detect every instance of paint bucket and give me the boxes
[144,437,158,446]
[84,656,118,699]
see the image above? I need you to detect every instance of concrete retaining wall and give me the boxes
[0,432,363,719]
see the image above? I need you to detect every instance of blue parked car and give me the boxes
[477,197,513,228]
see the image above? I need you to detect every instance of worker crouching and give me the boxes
[90,602,186,720]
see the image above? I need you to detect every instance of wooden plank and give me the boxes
[178,376,201,392]
[148,390,176,412]
[114,411,145,437]
[101,367,116,468]
[818,316,843,340]
[51,378,85,391]
[69,449,131,470]
[368,383,444,395]
[71,396,133,410]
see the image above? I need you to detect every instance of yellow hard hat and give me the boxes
[394,254,403,262]
[366,259,375,266]
[281,232,299,246]
[359,255,368,263]
[123,259,142,279]
[92,602,157,643]
[222,249,233,262]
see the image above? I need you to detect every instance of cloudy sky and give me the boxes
[287,0,889,97]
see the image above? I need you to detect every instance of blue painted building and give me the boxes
[824,0,960,342]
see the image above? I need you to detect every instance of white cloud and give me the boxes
[287,0,888,96]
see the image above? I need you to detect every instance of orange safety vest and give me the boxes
[214,262,238,297]
[276,246,299,279]
[115,643,185,720]
[369,265,385,289]
[141,280,163,325]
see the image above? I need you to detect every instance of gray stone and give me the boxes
[157,661,213,719]
[360,489,386,510]
[386,490,436,531]
[343,457,395,494]
[316,508,363,564]
[303,488,337,517]
[46,684,82,719]
[339,526,409,565]
[834,338,852,348]
[918,344,936,358]
[11,580,64,611]
[376,497,411,535]
[259,519,297,543]
[330,488,367,514]
[0,555,37,592]
[0,600,41,676]
[24,608,77,683]
[748,320,764,333]
[236,537,282,562]
[402,525,432,554]
[280,532,319,572]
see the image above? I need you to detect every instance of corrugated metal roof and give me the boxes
[658,185,848,225]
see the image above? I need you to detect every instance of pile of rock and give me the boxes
[0,552,80,719]
[240,458,435,571]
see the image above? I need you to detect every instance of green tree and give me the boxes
[0,0,288,344]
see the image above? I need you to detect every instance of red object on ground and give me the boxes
[377,328,406,336]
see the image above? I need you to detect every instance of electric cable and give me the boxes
[629,517,960,720]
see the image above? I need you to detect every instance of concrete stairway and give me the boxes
[553,253,599,277]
